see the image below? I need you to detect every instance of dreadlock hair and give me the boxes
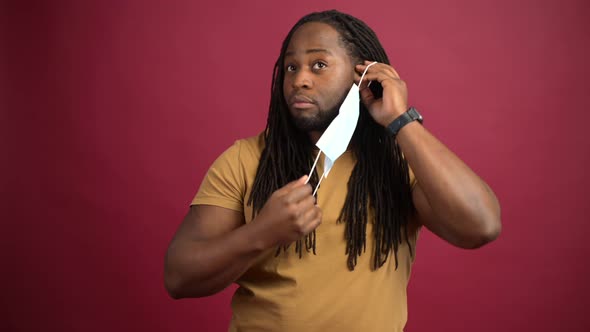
[247,10,415,270]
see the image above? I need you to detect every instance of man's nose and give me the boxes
[293,69,313,89]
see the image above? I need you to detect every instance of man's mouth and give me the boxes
[290,95,316,109]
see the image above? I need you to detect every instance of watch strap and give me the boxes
[386,107,423,137]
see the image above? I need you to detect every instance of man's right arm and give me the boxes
[164,175,321,299]
[164,204,265,298]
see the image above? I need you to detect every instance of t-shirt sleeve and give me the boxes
[191,140,245,212]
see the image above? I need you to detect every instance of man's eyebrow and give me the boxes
[285,48,333,57]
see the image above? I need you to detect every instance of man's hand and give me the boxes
[355,60,408,127]
[252,175,322,248]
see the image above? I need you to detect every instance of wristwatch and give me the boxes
[386,107,423,137]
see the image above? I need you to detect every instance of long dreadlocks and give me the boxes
[247,10,415,271]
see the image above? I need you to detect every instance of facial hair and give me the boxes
[290,105,339,132]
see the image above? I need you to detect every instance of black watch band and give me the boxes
[386,107,423,137]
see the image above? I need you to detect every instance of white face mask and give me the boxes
[306,62,378,196]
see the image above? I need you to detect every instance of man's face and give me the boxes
[283,22,356,133]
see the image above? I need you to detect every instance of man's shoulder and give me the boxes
[222,132,265,163]
[236,132,265,151]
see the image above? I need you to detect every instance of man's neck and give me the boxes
[308,131,322,144]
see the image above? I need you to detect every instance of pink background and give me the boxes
[2,0,589,331]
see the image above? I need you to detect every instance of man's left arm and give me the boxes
[356,61,501,248]
[397,121,501,248]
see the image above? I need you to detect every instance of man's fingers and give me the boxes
[356,62,400,83]
[360,85,375,104]
[365,60,400,78]
[298,194,316,210]
[278,175,309,193]
[358,70,399,86]
[301,206,322,234]
[284,183,313,204]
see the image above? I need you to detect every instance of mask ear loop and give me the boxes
[305,150,326,197]
[305,150,322,185]
[359,61,378,89]
[311,173,325,197]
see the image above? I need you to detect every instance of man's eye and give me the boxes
[313,62,327,70]
[286,65,296,72]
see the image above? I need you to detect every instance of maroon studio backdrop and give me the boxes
[2,0,589,331]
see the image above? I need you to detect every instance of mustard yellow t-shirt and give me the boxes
[192,133,419,332]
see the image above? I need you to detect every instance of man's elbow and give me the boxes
[164,271,185,300]
[164,265,198,300]
[461,214,502,249]
[164,269,220,299]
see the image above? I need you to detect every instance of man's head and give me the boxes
[269,10,391,137]
[282,22,354,133]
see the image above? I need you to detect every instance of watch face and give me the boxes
[409,107,423,123]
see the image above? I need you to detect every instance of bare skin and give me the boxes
[164,22,501,299]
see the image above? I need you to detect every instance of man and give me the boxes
[165,10,501,332]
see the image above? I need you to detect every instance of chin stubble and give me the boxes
[291,106,339,132]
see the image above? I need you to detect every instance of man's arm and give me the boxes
[164,205,263,298]
[356,61,501,248]
[164,176,321,299]
[397,121,501,248]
